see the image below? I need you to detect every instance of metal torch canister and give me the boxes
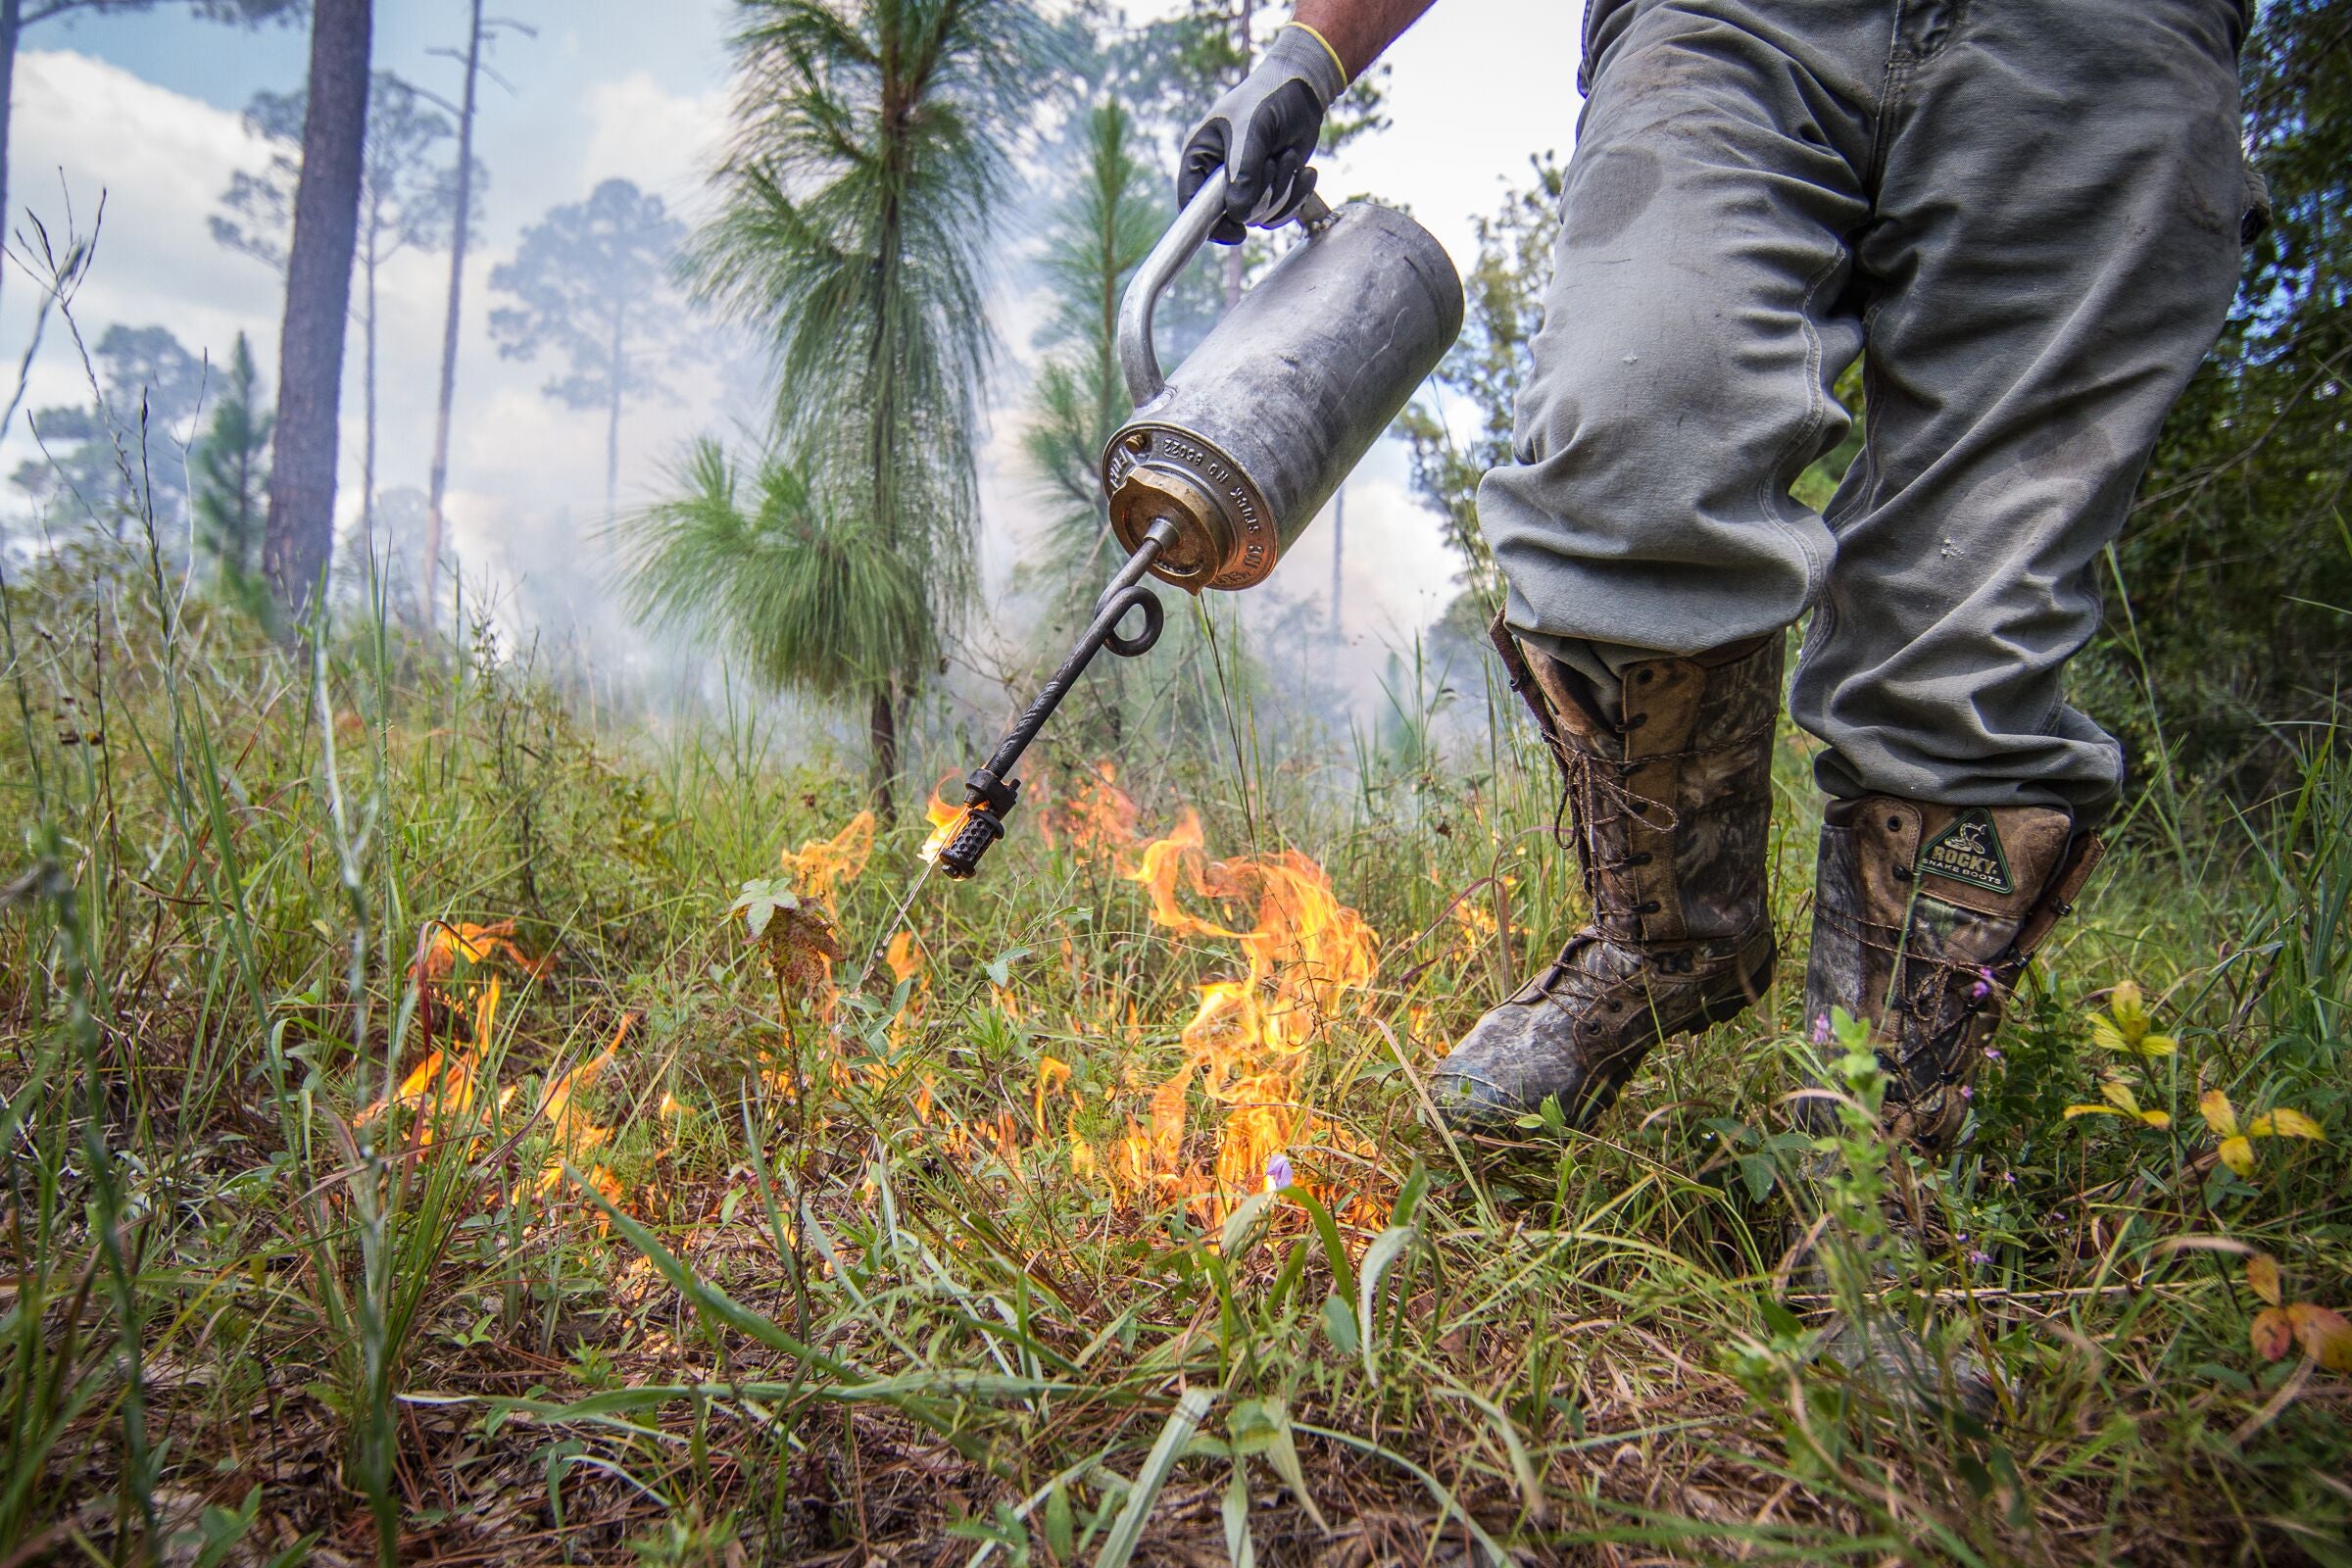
[1103,173,1466,593]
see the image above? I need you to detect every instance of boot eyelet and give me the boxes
[1886,815,1903,832]
[1630,852,1654,867]
[1635,901,1661,914]
[1635,669,1654,686]
[1893,865,1912,882]
[1625,713,1649,730]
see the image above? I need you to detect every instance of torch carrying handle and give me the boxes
[1116,171,1334,407]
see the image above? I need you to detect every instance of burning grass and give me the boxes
[2,595,2348,1565]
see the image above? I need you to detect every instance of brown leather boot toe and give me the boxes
[1435,928,1776,1127]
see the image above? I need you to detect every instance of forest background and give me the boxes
[0,0,2347,1562]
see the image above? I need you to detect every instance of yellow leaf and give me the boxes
[2065,1097,2168,1130]
[2109,979,2148,1042]
[2134,1032,2179,1057]
[2251,1306,2294,1361]
[2248,1107,2324,1141]
[2199,1089,2239,1140]
[2218,1135,2256,1179]
[2085,1013,2132,1054]
[2102,1078,2144,1114]
[2246,1254,2282,1307]
[2286,1303,2352,1373]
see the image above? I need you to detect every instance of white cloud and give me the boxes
[578,71,728,214]
[3,51,285,417]
[2,47,737,590]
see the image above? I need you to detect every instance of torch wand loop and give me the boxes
[933,516,1181,881]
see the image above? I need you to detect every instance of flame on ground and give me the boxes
[886,930,924,985]
[1102,813,1380,1224]
[532,1011,637,1200]
[364,794,1384,1258]
[892,797,1384,1228]
[364,916,642,1223]
[780,810,875,915]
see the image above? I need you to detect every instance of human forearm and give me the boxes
[1291,0,1441,79]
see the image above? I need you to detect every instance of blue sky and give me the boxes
[36,1,734,137]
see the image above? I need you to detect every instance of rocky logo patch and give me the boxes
[1918,808,2014,895]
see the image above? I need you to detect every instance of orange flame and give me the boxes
[1102,810,1381,1223]
[1049,760,1140,860]
[1123,808,1245,942]
[362,969,510,1137]
[919,775,972,864]
[885,930,925,985]
[534,1011,637,1195]
[780,810,875,915]
[1033,1054,1072,1132]
[411,919,552,994]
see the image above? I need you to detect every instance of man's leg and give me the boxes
[1437,0,1886,1129]
[1796,0,2249,1148]
[1481,0,1884,672]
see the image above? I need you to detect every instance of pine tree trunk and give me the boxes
[263,0,371,622]
[866,140,906,825]
[867,682,899,825]
[235,440,256,580]
[421,0,482,629]
[0,0,19,317]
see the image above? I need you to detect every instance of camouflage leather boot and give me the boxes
[1432,623,1783,1131]
[1802,799,2105,1151]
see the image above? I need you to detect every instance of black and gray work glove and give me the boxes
[1178,23,1348,245]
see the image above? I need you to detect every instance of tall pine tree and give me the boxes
[686,0,1054,820]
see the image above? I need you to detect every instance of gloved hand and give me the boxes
[1178,23,1348,245]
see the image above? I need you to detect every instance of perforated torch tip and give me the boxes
[935,810,1005,880]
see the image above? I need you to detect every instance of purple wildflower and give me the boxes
[1968,1249,1992,1266]
[1960,1084,1974,1101]
[1264,1152,1295,1193]
[1971,966,1995,1001]
[1812,1012,1833,1046]
[1984,1045,2003,1061]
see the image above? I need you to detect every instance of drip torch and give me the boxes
[934,170,1465,879]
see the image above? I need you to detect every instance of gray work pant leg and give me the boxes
[1482,0,2249,811]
